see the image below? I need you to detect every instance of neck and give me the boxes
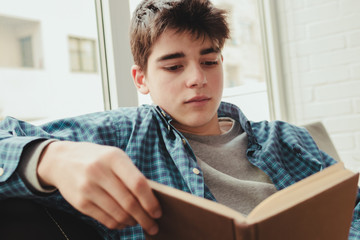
[172,115,222,136]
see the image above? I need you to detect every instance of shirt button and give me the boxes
[182,138,187,145]
[193,168,200,175]
[161,111,166,117]
[0,168,4,177]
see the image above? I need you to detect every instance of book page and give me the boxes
[246,163,356,223]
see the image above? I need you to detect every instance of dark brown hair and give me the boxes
[130,0,230,72]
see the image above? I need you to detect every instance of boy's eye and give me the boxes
[202,61,218,66]
[164,65,183,71]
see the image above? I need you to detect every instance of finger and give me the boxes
[113,154,162,219]
[118,186,159,235]
[76,156,138,226]
[131,177,162,219]
[83,157,157,232]
[76,200,122,230]
[98,169,159,235]
[87,185,138,227]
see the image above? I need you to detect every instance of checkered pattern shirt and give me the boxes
[0,102,359,239]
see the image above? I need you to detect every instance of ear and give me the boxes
[131,65,149,94]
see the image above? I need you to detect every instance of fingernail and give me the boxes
[149,225,159,235]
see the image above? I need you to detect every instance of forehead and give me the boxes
[148,29,216,59]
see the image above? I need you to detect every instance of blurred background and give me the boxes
[0,0,359,172]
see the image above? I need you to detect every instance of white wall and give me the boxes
[276,0,360,171]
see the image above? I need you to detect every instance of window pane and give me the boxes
[0,0,104,123]
[80,39,97,72]
[212,0,270,121]
[20,36,34,67]
[69,37,81,71]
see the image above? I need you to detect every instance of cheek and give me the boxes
[148,77,179,103]
[160,77,183,94]
[209,72,223,91]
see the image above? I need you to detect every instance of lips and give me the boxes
[184,96,211,104]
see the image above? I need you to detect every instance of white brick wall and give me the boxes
[276,0,360,171]
[356,133,360,150]
[303,99,352,119]
[352,64,360,78]
[296,35,345,57]
[309,49,360,69]
[332,134,355,150]
[355,99,360,113]
[341,0,360,14]
[301,66,349,86]
[315,81,360,101]
[350,31,360,47]
[309,14,360,38]
[293,2,339,25]
[306,0,337,7]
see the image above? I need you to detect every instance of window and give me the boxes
[0,15,42,69]
[69,37,97,73]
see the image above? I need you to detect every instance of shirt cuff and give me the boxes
[18,139,58,193]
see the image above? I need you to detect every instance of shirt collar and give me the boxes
[153,102,260,146]
[217,102,260,147]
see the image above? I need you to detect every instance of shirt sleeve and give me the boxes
[18,139,58,193]
[0,108,137,202]
[0,126,50,199]
[348,188,360,239]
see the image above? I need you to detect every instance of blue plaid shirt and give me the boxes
[0,102,359,239]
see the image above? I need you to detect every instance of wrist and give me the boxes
[19,139,58,193]
[37,141,63,188]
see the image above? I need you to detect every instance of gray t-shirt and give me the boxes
[182,118,277,215]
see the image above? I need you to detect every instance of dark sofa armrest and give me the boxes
[0,198,103,240]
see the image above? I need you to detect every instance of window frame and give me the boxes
[95,0,138,110]
[257,0,288,121]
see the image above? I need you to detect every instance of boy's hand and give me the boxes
[37,141,161,235]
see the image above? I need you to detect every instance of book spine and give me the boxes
[234,222,256,240]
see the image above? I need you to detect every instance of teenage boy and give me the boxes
[0,0,359,239]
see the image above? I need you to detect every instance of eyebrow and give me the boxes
[200,47,219,55]
[156,47,220,62]
[157,52,185,62]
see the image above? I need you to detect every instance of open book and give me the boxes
[146,163,359,240]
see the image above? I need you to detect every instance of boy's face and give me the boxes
[132,29,224,135]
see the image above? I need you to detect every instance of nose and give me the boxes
[185,63,207,88]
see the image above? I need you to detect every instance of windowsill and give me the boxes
[223,82,267,97]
